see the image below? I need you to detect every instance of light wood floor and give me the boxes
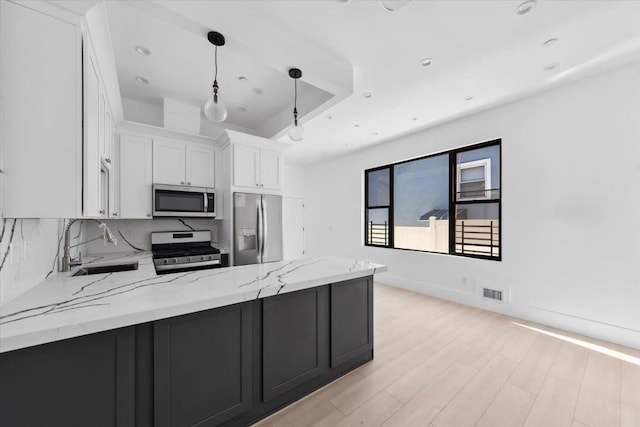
[254,283,640,427]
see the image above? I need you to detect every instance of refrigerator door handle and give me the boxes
[256,196,263,263]
[262,196,268,261]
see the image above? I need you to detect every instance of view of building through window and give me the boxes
[364,140,501,260]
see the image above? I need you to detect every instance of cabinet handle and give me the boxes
[187,182,191,185]
[181,181,185,185]
[99,210,105,214]
[147,213,152,217]
[105,158,111,164]
[112,213,118,216]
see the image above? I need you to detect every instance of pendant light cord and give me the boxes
[294,78,298,109]
[214,45,218,83]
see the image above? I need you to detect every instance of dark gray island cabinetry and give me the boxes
[0,276,374,427]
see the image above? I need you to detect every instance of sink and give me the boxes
[72,261,139,276]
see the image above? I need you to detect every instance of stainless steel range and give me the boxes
[151,231,223,274]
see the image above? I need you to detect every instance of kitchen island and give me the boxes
[0,254,386,426]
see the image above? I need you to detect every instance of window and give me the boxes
[365,166,392,246]
[364,139,501,260]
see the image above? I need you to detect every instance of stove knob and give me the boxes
[208,255,213,260]
[187,257,192,262]
[201,256,205,261]
[163,259,168,265]
[173,258,178,263]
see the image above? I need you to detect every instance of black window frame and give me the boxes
[364,165,394,247]
[364,138,502,261]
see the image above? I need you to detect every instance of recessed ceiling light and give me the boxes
[325,115,333,120]
[354,124,360,128]
[544,62,559,71]
[465,95,474,101]
[362,92,373,99]
[419,58,433,67]
[252,88,263,95]
[135,76,149,84]
[410,116,418,121]
[543,38,558,47]
[371,132,379,136]
[237,107,247,112]
[380,0,412,12]
[238,76,248,81]
[134,46,151,56]
[514,0,536,16]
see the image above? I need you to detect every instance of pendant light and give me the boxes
[287,68,304,141]
[203,31,228,122]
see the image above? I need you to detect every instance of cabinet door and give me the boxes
[154,303,252,427]
[120,135,153,219]
[233,144,259,188]
[153,139,186,185]
[103,105,113,164]
[262,287,326,402]
[259,149,282,190]
[0,327,135,427]
[330,277,373,368]
[83,41,102,218]
[186,142,215,187]
[0,1,81,218]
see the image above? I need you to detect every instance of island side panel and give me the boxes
[330,276,374,367]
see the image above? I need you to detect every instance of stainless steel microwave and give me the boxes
[152,184,216,218]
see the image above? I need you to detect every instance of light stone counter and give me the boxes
[0,253,386,353]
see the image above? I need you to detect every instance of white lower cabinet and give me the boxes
[119,135,153,219]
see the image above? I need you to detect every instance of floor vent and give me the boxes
[483,288,503,302]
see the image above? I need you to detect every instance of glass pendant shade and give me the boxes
[203,91,228,122]
[288,120,304,141]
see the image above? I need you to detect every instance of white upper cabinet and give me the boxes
[119,135,153,219]
[259,149,282,190]
[233,144,282,191]
[83,40,103,218]
[82,24,118,218]
[153,139,215,187]
[153,139,187,185]
[186,142,216,187]
[0,1,83,218]
[233,145,259,188]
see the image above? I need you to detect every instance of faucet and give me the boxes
[61,219,118,272]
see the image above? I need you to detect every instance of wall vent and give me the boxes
[483,288,503,302]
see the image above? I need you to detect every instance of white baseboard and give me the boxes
[375,272,640,351]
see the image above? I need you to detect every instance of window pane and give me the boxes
[455,203,499,257]
[367,168,390,207]
[366,208,389,246]
[393,154,449,253]
[456,145,500,200]
[460,166,485,182]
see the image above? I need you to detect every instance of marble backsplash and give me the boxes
[0,217,219,304]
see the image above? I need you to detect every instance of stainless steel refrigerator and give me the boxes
[233,192,283,265]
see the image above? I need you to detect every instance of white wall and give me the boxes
[304,60,640,349]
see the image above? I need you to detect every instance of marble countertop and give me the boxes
[0,253,386,353]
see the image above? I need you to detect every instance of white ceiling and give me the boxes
[102,0,640,165]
